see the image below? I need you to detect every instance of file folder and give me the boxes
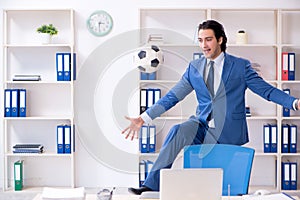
[71,53,77,80]
[148,125,156,153]
[140,72,157,80]
[282,52,289,81]
[146,89,154,109]
[140,72,148,80]
[282,124,289,153]
[11,89,19,117]
[282,162,290,190]
[270,124,277,153]
[283,89,290,117]
[290,162,297,190]
[148,72,157,80]
[193,52,203,60]
[140,89,147,114]
[63,53,71,81]
[139,160,146,187]
[56,53,64,81]
[153,88,161,105]
[57,125,65,154]
[18,89,26,117]
[145,160,154,178]
[140,125,148,153]
[64,125,71,154]
[263,124,270,153]
[14,160,23,191]
[289,124,297,153]
[144,88,161,110]
[288,53,295,80]
[4,89,11,117]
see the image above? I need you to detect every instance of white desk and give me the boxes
[33,193,243,200]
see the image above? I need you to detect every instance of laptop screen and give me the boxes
[160,168,223,200]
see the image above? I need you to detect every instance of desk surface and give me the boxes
[33,193,300,200]
[33,193,243,200]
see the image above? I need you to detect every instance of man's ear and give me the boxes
[218,37,223,45]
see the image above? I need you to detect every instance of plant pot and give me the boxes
[39,33,52,44]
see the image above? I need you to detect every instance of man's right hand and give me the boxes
[121,116,144,140]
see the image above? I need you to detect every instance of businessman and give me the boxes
[122,20,300,195]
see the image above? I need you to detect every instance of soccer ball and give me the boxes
[134,45,164,73]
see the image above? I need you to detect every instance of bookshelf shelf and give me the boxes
[4,116,73,121]
[5,153,73,157]
[4,44,73,47]
[5,81,73,85]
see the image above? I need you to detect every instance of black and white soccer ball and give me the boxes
[134,45,164,73]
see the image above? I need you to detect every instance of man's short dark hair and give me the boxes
[198,20,227,52]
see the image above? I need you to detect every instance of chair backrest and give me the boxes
[183,144,255,196]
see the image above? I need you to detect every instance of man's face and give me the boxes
[198,29,222,60]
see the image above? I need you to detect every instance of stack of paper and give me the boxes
[42,187,85,200]
[139,191,159,199]
[147,34,164,44]
[13,74,41,81]
[242,193,297,200]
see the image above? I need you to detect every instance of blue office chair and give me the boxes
[183,144,255,196]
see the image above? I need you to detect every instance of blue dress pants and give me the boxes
[143,118,218,191]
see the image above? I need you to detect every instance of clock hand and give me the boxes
[98,21,103,31]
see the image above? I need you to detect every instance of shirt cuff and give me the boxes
[140,112,153,124]
[293,99,299,110]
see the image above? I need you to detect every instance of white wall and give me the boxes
[0,0,300,188]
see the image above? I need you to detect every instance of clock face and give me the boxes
[87,10,113,36]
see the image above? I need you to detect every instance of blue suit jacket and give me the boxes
[146,53,296,145]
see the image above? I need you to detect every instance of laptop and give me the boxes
[159,168,223,200]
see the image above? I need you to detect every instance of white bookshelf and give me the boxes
[138,8,300,194]
[2,9,75,191]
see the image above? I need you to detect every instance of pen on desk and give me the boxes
[111,187,116,196]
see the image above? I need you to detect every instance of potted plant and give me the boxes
[36,24,58,44]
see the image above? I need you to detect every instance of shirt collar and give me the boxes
[207,52,225,67]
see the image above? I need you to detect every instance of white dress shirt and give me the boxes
[205,52,225,96]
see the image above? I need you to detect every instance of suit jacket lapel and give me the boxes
[215,53,234,96]
[198,56,207,83]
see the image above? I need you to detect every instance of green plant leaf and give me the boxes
[36,24,58,35]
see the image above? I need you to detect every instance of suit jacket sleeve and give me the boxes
[146,65,194,120]
[245,61,296,109]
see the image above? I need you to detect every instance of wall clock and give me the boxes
[87,10,113,37]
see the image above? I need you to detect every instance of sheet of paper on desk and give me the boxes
[139,191,160,199]
[42,187,85,200]
[242,193,297,200]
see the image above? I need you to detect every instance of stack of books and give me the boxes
[13,74,41,81]
[13,144,44,154]
[147,34,164,44]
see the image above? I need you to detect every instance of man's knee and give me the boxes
[170,124,181,133]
